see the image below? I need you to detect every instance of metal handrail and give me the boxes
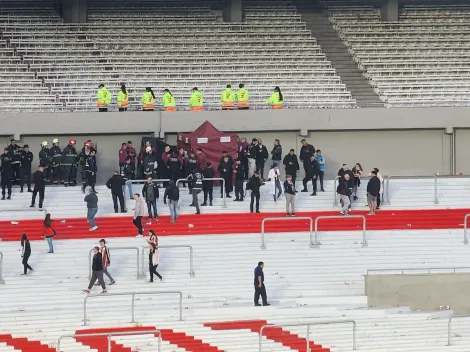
[258,320,356,352]
[0,207,47,215]
[83,291,183,325]
[333,176,341,205]
[88,247,141,279]
[447,314,470,346]
[56,330,162,352]
[367,267,470,275]
[464,214,470,245]
[0,252,4,284]
[124,179,170,205]
[385,174,437,205]
[260,217,313,249]
[141,245,195,277]
[314,215,367,248]
[176,177,227,208]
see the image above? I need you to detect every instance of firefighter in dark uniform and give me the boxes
[50,138,63,184]
[186,152,198,193]
[7,139,21,185]
[1,148,12,199]
[20,144,33,193]
[84,150,97,193]
[168,151,182,182]
[201,162,214,206]
[62,139,78,187]
[79,141,96,191]
[39,141,52,183]
[143,146,156,179]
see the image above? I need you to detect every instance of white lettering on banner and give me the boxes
[197,138,208,144]
[220,136,231,143]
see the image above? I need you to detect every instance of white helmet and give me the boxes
[146,146,152,153]
[52,138,59,144]
[41,141,49,147]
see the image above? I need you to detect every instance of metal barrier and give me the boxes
[260,217,313,249]
[367,267,470,275]
[259,320,357,352]
[314,215,367,248]
[56,330,162,352]
[176,177,227,208]
[464,214,470,245]
[124,179,170,207]
[83,291,183,325]
[385,174,437,205]
[88,247,141,279]
[447,314,470,346]
[141,245,195,277]
[0,207,47,215]
[0,252,4,284]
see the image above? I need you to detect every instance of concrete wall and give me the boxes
[1,107,469,182]
[365,273,470,314]
[62,0,87,23]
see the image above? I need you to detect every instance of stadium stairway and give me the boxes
[1,230,470,351]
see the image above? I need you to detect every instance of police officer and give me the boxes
[168,151,182,182]
[50,138,63,184]
[20,144,33,193]
[218,155,233,198]
[201,162,214,206]
[7,139,21,185]
[39,141,52,183]
[187,168,203,214]
[84,150,97,193]
[233,158,245,201]
[62,139,78,187]
[143,146,156,179]
[1,148,12,200]
[302,155,320,196]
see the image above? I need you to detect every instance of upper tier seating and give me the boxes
[324,2,470,107]
[0,1,356,112]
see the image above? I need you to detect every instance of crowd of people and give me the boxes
[96,84,285,112]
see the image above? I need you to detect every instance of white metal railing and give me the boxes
[0,253,4,284]
[314,215,367,248]
[0,207,47,216]
[258,320,357,351]
[260,217,313,249]
[124,179,170,207]
[447,314,470,346]
[83,291,183,325]
[176,177,227,208]
[88,247,141,279]
[141,245,195,277]
[464,213,470,245]
[56,330,162,352]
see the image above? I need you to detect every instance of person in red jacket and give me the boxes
[196,147,207,170]
[98,239,115,285]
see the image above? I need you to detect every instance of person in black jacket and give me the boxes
[218,155,233,198]
[302,155,320,196]
[187,169,203,214]
[283,149,299,186]
[246,171,263,213]
[255,139,269,181]
[367,170,381,215]
[83,150,97,193]
[270,139,282,168]
[7,139,21,185]
[142,177,159,219]
[19,144,33,193]
[83,246,106,294]
[336,174,351,215]
[299,139,315,177]
[338,164,354,210]
[30,166,45,209]
[21,233,33,275]
[1,148,12,200]
[201,162,214,206]
[284,174,296,217]
[164,179,180,223]
[106,171,126,213]
[247,138,258,178]
[233,158,245,201]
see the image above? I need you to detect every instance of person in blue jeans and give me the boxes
[84,188,98,231]
[314,149,325,192]
[164,180,180,224]
[43,213,56,253]
[142,177,159,220]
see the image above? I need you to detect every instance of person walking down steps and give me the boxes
[148,242,163,283]
[21,233,33,275]
[134,193,146,237]
[84,246,106,294]
[95,239,115,286]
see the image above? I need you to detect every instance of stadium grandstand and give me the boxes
[2,0,470,352]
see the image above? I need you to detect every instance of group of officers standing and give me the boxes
[0,138,99,201]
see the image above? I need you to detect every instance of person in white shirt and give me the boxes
[268,163,283,202]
